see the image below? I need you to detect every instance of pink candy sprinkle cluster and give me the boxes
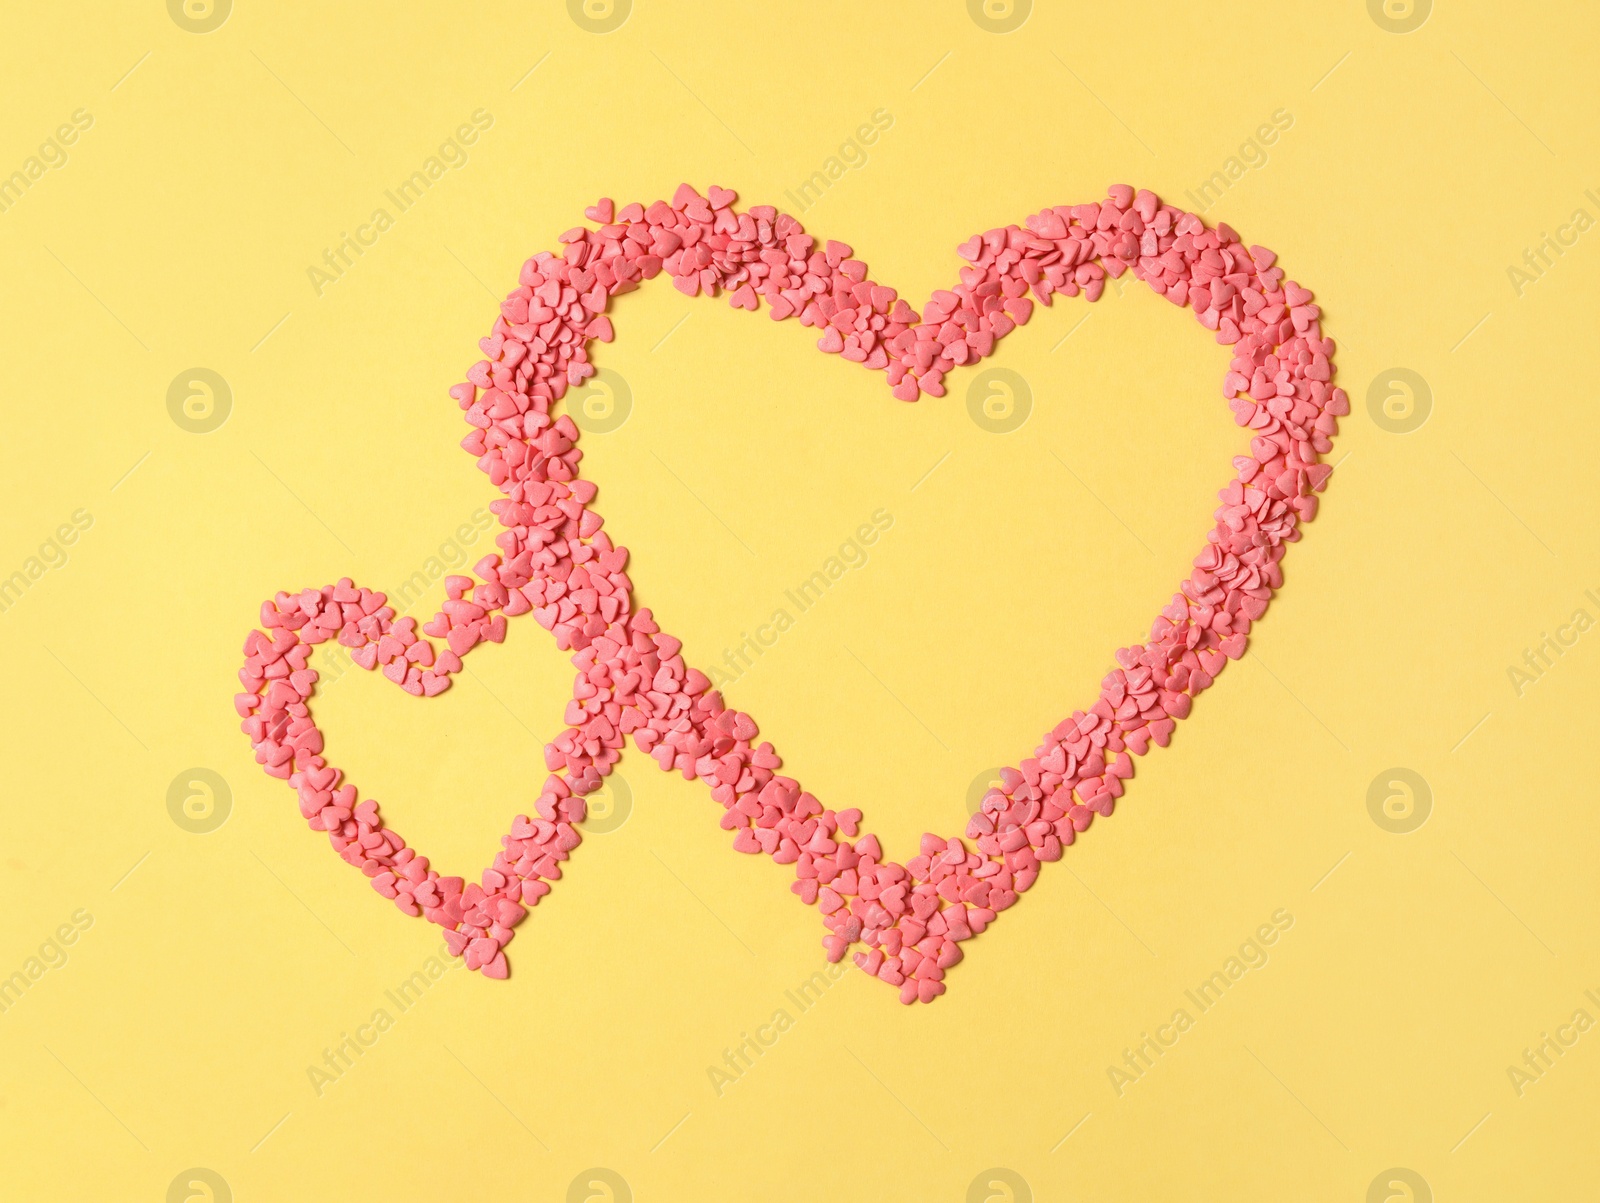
[236,183,1342,1002]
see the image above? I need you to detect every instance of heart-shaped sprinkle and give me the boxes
[237,184,1341,1003]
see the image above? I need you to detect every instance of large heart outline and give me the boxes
[236,184,1342,1002]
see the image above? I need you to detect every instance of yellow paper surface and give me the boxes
[2,2,1597,1199]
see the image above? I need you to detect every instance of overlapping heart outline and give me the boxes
[236,184,1342,1003]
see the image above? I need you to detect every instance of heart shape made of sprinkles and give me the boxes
[236,183,1341,1002]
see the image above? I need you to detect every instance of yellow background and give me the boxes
[2,2,1596,1199]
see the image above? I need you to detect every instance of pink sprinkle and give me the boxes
[237,184,1340,1002]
